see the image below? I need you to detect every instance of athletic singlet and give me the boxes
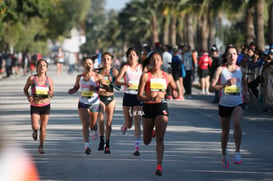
[123,64,142,95]
[31,75,49,98]
[98,68,115,92]
[57,51,64,63]
[79,73,100,105]
[145,71,169,93]
[219,66,244,107]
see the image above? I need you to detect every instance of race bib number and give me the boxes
[224,85,240,95]
[150,78,166,91]
[81,88,94,97]
[128,80,139,90]
[35,86,49,95]
[104,76,110,85]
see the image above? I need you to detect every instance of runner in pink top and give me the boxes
[24,59,54,154]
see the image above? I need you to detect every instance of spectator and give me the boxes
[210,45,223,103]
[198,49,212,95]
[183,45,194,98]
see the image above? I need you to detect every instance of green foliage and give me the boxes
[222,25,245,48]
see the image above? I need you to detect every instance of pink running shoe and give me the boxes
[155,164,162,176]
[174,96,184,101]
[166,96,173,100]
[222,157,230,169]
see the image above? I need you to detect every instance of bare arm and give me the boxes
[48,77,54,98]
[96,73,111,92]
[68,75,81,94]
[23,76,34,102]
[114,65,129,86]
[241,68,250,103]
[210,66,225,91]
[137,73,152,101]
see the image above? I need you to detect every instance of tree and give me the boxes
[256,0,265,50]
[268,2,273,44]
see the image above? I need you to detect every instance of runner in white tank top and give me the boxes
[219,65,244,107]
[210,45,249,169]
[68,57,109,155]
[123,63,142,94]
[115,48,143,156]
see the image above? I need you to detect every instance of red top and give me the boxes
[198,53,212,70]
[144,71,169,93]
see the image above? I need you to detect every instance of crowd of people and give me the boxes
[19,42,273,176]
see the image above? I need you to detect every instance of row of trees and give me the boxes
[83,0,273,55]
[0,0,90,54]
[0,0,272,56]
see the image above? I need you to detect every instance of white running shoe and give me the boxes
[234,152,242,164]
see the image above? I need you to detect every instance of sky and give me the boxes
[105,0,132,12]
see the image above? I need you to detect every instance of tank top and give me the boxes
[79,73,100,105]
[219,66,244,106]
[145,71,169,93]
[98,67,120,91]
[123,64,142,95]
[31,75,49,98]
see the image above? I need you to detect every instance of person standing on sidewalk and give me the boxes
[115,48,143,156]
[183,45,194,99]
[96,52,119,154]
[210,45,249,169]
[137,52,177,176]
[23,59,54,154]
[68,57,109,155]
[198,49,212,95]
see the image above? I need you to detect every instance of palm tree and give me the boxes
[268,2,273,44]
[256,0,265,50]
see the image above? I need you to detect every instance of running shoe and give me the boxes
[221,156,229,169]
[234,152,242,164]
[166,96,173,100]
[84,147,91,155]
[155,164,162,176]
[133,149,140,156]
[32,130,38,141]
[121,125,127,135]
[174,96,184,101]
[104,147,111,154]
[38,146,45,154]
[98,141,105,151]
[92,127,98,140]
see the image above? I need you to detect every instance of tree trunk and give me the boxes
[256,0,264,51]
[196,17,202,51]
[208,16,216,50]
[186,13,194,50]
[268,2,273,44]
[201,14,209,51]
[171,15,177,46]
[163,15,170,45]
[152,15,159,44]
[245,7,255,45]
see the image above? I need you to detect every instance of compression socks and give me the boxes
[135,138,141,151]
[106,139,110,148]
[100,136,104,144]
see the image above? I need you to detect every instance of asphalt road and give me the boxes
[0,64,272,181]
